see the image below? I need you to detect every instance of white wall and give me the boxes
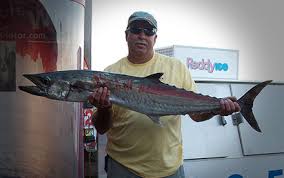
[92,0,284,82]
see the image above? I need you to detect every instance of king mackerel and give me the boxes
[19,70,272,132]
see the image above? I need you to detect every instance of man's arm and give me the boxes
[88,87,113,134]
[189,96,241,122]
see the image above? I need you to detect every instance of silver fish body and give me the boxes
[19,70,272,132]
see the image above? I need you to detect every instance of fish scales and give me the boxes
[110,84,218,116]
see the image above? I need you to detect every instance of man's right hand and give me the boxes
[89,87,113,134]
[88,87,112,109]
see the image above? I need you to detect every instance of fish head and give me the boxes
[19,73,71,101]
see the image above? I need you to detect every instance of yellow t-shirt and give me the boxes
[104,53,196,178]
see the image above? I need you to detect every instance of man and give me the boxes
[89,11,240,178]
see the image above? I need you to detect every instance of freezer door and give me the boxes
[182,83,242,159]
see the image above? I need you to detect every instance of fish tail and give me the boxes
[236,80,272,132]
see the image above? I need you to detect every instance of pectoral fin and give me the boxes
[147,115,163,127]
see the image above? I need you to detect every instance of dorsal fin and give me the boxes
[145,73,164,80]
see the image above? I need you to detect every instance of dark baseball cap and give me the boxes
[127,11,157,29]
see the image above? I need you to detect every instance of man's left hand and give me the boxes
[219,96,241,116]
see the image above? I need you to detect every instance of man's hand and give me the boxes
[190,96,241,122]
[219,96,241,116]
[88,87,112,109]
[88,87,113,134]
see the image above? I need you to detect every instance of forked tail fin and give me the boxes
[236,80,272,132]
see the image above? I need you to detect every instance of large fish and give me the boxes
[18,70,272,132]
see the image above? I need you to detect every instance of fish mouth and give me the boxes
[18,86,47,96]
[18,74,50,96]
[23,74,51,89]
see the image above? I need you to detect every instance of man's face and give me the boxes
[126,21,157,57]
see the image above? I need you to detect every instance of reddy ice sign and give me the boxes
[174,46,239,80]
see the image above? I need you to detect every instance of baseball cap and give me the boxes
[127,11,157,29]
